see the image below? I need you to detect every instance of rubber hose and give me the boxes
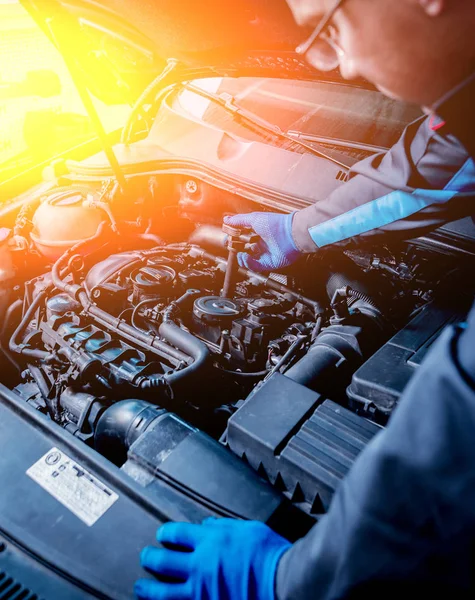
[0,299,22,372]
[9,289,53,361]
[28,364,57,419]
[52,221,110,295]
[158,320,209,385]
[285,328,364,391]
[95,399,166,465]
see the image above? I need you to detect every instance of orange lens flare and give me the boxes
[0,1,128,184]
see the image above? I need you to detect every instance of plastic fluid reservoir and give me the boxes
[31,189,103,261]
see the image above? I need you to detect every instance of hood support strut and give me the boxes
[23,0,128,193]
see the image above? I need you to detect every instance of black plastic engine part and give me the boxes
[131,265,176,302]
[228,316,274,369]
[193,296,242,322]
[347,300,469,422]
[178,267,215,288]
[89,283,128,315]
[60,388,106,439]
[76,291,211,398]
[0,384,313,600]
[324,252,386,314]
[0,531,97,600]
[41,314,166,390]
[192,295,243,347]
[95,400,167,465]
[227,373,381,513]
[95,399,313,538]
[284,311,385,399]
[0,384,204,600]
[84,250,143,294]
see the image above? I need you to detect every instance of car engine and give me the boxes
[1,182,473,515]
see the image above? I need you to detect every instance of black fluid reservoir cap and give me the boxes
[131,265,176,294]
[193,295,242,323]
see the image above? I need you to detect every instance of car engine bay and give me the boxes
[1,178,473,517]
[2,2,475,597]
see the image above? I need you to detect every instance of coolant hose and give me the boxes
[136,293,210,394]
[28,364,52,400]
[9,288,53,361]
[0,299,22,371]
[52,221,111,295]
[159,320,210,385]
[28,364,58,418]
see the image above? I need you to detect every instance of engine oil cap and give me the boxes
[131,266,176,292]
[193,296,242,323]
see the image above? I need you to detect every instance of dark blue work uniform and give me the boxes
[292,98,475,252]
[277,75,475,599]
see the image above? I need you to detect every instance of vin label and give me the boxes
[27,448,119,526]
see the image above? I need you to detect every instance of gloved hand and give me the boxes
[135,518,291,600]
[224,212,301,273]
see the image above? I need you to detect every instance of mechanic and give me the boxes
[135,1,475,598]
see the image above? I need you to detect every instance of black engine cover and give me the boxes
[347,298,470,421]
[227,373,381,513]
[0,384,310,598]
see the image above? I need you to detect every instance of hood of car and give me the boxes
[19,0,339,105]
[89,0,303,58]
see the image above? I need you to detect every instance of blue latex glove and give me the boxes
[224,212,301,273]
[135,518,291,600]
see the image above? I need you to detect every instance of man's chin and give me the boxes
[376,84,428,108]
[375,84,403,101]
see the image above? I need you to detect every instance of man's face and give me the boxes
[286,0,468,107]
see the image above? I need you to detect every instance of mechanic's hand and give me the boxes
[224,212,301,273]
[135,518,291,600]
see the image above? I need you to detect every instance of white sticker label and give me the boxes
[27,448,119,527]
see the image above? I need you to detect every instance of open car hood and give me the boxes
[19,0,338,105]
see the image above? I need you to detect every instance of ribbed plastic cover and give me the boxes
[279,400,381,510]
[227,374,381,513]
[0,566,43,600]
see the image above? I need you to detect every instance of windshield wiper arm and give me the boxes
[182,83,350,171]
